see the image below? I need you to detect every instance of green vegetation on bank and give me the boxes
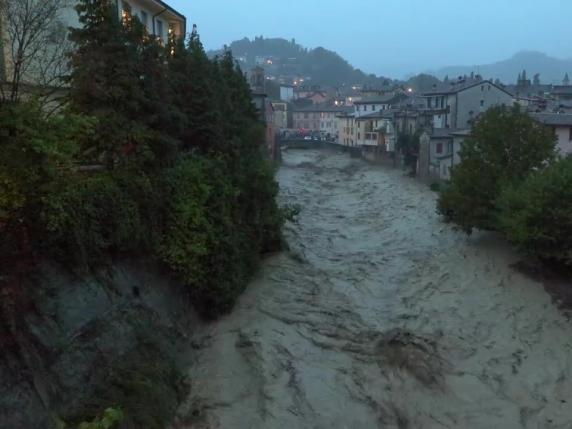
[0,0,283,320]
[438,105,572,265]
[497,157,572,264]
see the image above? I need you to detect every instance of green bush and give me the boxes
[158,157,243,317]
[158,153,283,318]
[497,157,572,264]
[41,173,154,266]
[77,408,124,429]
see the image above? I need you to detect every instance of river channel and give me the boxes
[177,149,572,429]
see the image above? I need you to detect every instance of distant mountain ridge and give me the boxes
[433,51,572,84]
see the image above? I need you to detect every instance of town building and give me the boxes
[353,93,407,118]
[337,111,356,146]
[418,129,469,182]
[292,103,351,136]
[249,67,279,161]
[293,105,320,131]
[531,113,572,156]
[551,86,572,102]
[417,110,572,183]
[1,0,186,91]
[354,111,395,149]
[116,0,185,43]
[271,101,291,129]
[294,86,328,105]
[335,85,362,106]
[279,85,295,102]
[422,77,514,129]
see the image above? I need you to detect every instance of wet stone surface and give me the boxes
[174,150,572,429]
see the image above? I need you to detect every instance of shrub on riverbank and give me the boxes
[497,157,572,265]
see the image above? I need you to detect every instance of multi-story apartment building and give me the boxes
[117,0,186,43]
[353,93,407,118]
[293,104,350,136]
[58,0,186,44]
[422,77,514,129]
[1,0,186,91]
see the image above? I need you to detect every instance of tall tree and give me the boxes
[168,26,221,152]
[68,0,148,168]
[0,0,72,103]
[438,105,556,233]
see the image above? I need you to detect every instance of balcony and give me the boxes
[362,132,379,146]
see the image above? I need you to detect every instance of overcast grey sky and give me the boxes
[168,0,571,79]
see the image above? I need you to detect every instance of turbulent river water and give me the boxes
[176,149,572,429]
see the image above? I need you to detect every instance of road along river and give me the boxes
[175,149,572,429]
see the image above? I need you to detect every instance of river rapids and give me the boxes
[175,149,572,429]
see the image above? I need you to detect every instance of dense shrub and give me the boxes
[158,153,283,318]
[158,157,237,315]
[438,105,556,234]
[497,157,572,264]
[41,173,157,266]
[0,102,94,264]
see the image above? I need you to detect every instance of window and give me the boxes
[480,100,485,107]
[156,19,164,40]
[436,143,443,154]
[481,85,484,91]
[427,97,432,108]
[140,10,148,27]
[447,142,453,153]
[121,1,131,22]
[364,105,368,111]
[372,105,376,111]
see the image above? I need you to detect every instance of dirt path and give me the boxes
[175,150,572,429]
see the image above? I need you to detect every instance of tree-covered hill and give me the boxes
[209,36,396,87]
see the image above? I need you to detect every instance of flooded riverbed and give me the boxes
[176,150,572,429]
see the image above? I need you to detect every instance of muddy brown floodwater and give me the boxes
[175,149,572,429]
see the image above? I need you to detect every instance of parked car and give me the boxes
[304,136,312,140]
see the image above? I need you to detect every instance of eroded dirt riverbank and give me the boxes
[175,150,572,429]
